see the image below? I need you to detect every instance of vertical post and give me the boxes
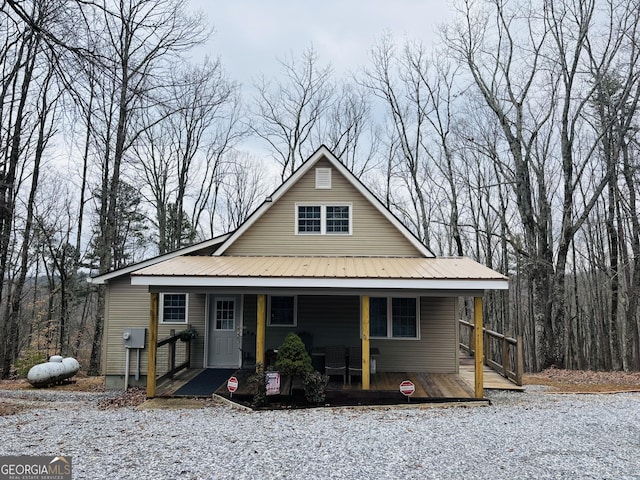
[502,331,511,378]
[474,296,484,399]
[185,329,191,369]
[168,329,175,378]
[361,296,370,390]
[515,335,524,386]
[256,294,266,372]
[483,329,489,366]
[147,293,159,398]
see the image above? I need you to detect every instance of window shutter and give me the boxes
[315,168,332,189]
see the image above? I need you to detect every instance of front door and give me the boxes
[207,296,241,368]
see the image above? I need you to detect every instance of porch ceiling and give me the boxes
[130,256,508,291]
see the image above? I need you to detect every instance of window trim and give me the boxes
[295,203,352,236]
[367,296,420,340]
[267,295,298,327]
[159,292,189,324]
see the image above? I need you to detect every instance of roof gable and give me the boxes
[215,145,434,257]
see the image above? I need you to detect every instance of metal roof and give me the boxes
[89,233,231,284]
[130,256,508,290]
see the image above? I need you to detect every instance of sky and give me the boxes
[188,1,456,88]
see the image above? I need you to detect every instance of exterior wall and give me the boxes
[105,280,458,386]
[103,276,150,377]
[263,295,361,351]
[242,295,257,366]
[103,276,205,387]
[247,294,457,374]
[225,157,422,257]
[373,296,458,373]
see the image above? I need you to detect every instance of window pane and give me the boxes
[270,296,295,325]
[216,300,235,330]
[392,298,417,338]
[163,294,187,322]
[298,206,321,233]
[326,206,349,233]
[369,297,388,337]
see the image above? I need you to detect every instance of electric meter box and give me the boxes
[123,328,146,349]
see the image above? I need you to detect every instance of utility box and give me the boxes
[123,328,146,349]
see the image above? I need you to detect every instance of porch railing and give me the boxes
[459,319,523,386]
[156,328,192,383]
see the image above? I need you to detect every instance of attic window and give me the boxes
[296,204,352,235]
[315,168,332,189]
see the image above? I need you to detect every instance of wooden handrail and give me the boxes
[156,328,192,383]
[459,319,523,386]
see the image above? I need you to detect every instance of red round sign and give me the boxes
[227,376,238,393]
[399,380,415,397]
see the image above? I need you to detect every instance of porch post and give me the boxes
[256,294,266,371]
[361,295,370,390]
[147,293,159,398]
[474,296,484,399]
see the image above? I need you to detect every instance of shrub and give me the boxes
[276,332,313,399]
[248,363,267,408]
[14,348,47,378]
[303,371,328,405]
[275,332,313,378]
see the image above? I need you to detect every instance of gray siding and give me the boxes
[264,295,361,351]
[105,284,458,377]
[373,296,458,373]
[256,294,457,374]
[226,158,421,257]
[104,276,205,375]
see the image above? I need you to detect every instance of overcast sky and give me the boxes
[188,1,456,87]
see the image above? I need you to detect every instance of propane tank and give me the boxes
[27,356,80,388]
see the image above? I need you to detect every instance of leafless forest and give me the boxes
[0,0,639,376]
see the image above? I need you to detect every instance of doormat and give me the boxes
[173,368,237,397]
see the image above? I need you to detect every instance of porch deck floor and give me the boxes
[156,352,523,398]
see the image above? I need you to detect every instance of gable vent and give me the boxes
[315,168,332,189]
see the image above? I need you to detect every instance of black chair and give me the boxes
[324,345,347,384]
[348,346,363,385]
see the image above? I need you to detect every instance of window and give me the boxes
[215,298,235,330]
[297,206,321,233]
[296,204,351,235]
[326,206,350,233]
[369,296,419,339]
[269,296,297,326]
[160,293,188,324]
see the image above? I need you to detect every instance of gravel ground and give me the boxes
[1,387,638,479]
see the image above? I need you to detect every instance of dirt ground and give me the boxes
[523,367,640,393]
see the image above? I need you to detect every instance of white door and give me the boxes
[208,296,241,367]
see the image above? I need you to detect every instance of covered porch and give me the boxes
[153,350,522,405]
[132,255,509,401]
[144,293,489,399]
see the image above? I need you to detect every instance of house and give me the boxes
[91,145,508,399]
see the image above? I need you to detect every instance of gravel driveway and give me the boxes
[1,388,638,479]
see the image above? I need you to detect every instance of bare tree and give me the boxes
[81,0,208,374]
[216,151,270,232]
[252,46,334,180]
[132,58,243,253]
[445,0,640,370]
